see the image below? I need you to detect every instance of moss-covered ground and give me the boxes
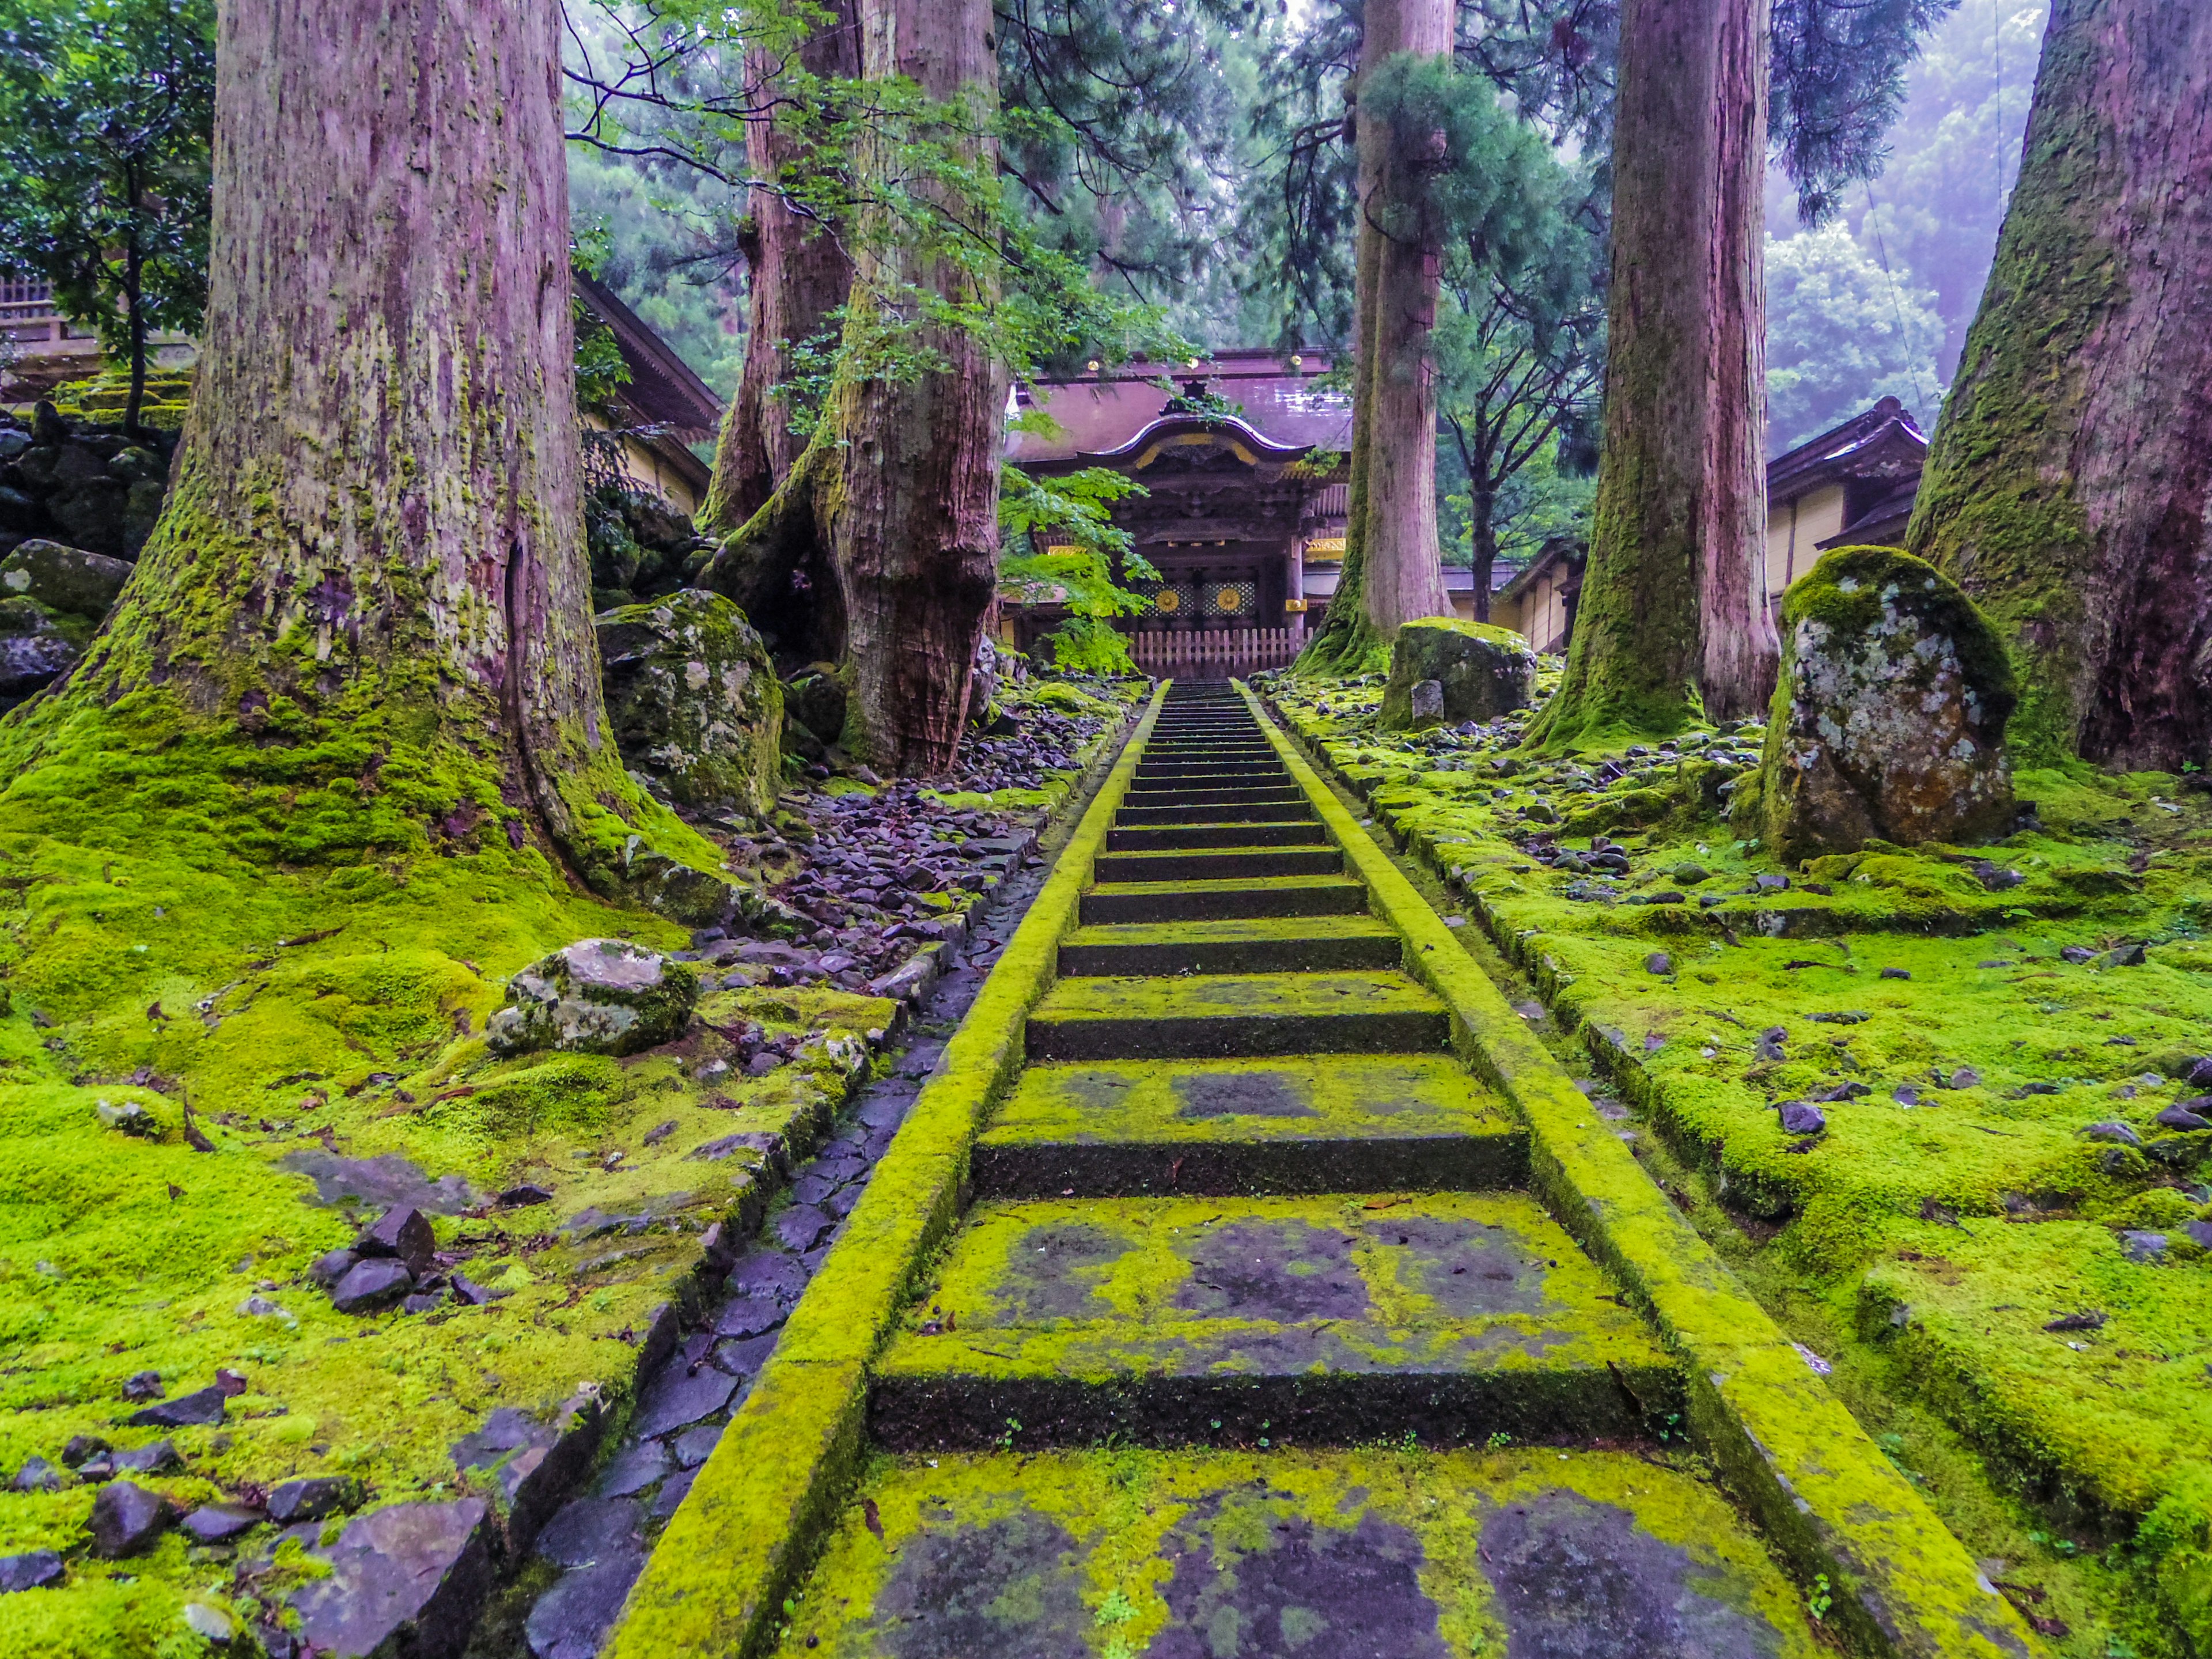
[0,670,1141,1656]
[1260,665,2212,1654]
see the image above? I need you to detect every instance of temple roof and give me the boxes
[1768,396,1928,502]
[1008,348,1353,467]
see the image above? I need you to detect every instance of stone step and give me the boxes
[1132,766,1290,786]
[1104,820,1326,851]
[1025,970,1447,1060]
[1080,875,1368,925]
[973,1052,1525,1196]
[1059,914,1399,976]
[1092,844,1343,883]
[1115,797,1312,825]
[870,1192,1675,1448]
[1122,782,1307,807]
[779,1445,1823,1658]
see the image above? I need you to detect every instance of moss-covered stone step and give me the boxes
[1104,819,1321,851]
[1092,844,1342,883]
[870,1192,1674,1446]
[1119,785,1308,815]
[775,1447,1824,1659]
[1025,970,1446,1059]
[972,1053,1525,1196]
[1080,874,1368,925]
[1058,914,1399,977]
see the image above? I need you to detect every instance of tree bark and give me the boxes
[699,2,859,540]
[704,0,1003,773]
[1906,0,2212,771]
[1296,0,1453,676]
[1529,0,1777,747]
[6,0,731,920]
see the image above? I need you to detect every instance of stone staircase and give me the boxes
[766,682,1835,1657]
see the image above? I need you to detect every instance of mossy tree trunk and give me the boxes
[3,0,731,921]
[1295,0,1452,676]
[699,1,859,541]
[1529,0,1777,747]
[1905,0,2212,771]
[703,0,1003,774]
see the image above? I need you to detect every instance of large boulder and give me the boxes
[595,590,783,815]
[1755,546,2016,861]
[1,539,132,617]
[1378,618,1536,730]
[783,663,848,748]
[485,940,699,1058]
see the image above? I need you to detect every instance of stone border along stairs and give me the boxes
[603,679,2040,1659]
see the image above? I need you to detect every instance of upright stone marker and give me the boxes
[1755,546,2016,861]
[1379,618,1537,730]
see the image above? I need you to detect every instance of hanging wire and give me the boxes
[1862,177,1938,420]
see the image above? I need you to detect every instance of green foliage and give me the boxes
[998,457,1156,674]
[0,0,213,425]
[1765,222,1945,448]
[569,146,746,399]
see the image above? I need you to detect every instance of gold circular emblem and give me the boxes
[1154,590,1181,613]
[1214,586,1241,612]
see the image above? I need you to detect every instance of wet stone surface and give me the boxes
[509,845,1064,1654]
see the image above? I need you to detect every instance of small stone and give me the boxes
[9,1457,60,1493]
[183,1603,234,1643]
[2099,943,2148,968]
[0,1550,64,1593]
[1807,1011,1869,1025]
[2156,1106,2211,1132]
[774,1203,837,1254]
[96,1099,155,1134]
[268,1476,363,1523]
[1949,1066,1983,1089]
[597,1442,669,1499]
[2184,1221,2212,1251]
[2061,945,2096,964]
[1880,967,1911,980]
[2120,1230,2168,1263]
[355,1206,435,1273]
[2082,1121,2143,1147]
[1893,1085,1921,1106]
[1644,952,1672,976]
[331,1257,415,1315]
[499,1183,555,1209]
[238,1294,286,1317]
[450,1274,495,1306]
[88,1481,172,1557]
[113,1440,181,1476]
[648,1467,697,1521]
[1777,1101,1827,1137]
[535,1497,642,1569]
[521,1547,646,1659]
[671,1423,723,1469]
[290,1498,490,1659]
[1377,620,1536,731]
[120,1370,163,1402]
[182,1504,264,1543]
[1671,863,1710,885]
[127,1384,227,1429]
[62,1435,108,1468]
[0,539,132,618]
[628,1365,737,1440]
[484,939,700,1059]
[308,1248,359,1287]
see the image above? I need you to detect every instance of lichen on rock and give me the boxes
[486,939,701,1058]
[595,590,785,815]
[1379,618,1536,732]
[0,539,134,618]
[1754,547,2017,861]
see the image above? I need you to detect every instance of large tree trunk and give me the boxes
[699,2,859,543]
[1295,0,1452,676]
[1529,0,1776,747]
[1906,0,2212,771]
[704,0,1002,773]
[5,0,731,921]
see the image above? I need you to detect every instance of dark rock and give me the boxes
[88,1481,172,1556]
[181,1503,264,1543]
[712,1331,781,1380]
[535,1498,643,1569]
[2157,1106,2212,1132]
[671,1423,723,1469]
[648,1467,697,1522]
[596,1441,669,1499]
[403,1289,448,1315]
[290,1499,491,1659]
[2120,1230,2168,1263]
[1948,1066,1983,1089]
[451,1274,495,1306]
[276,1150,477,1214]
[486,939,700,1059]
[1880,967,1911,980]
[628,1364,737,1440]
[774,1203,836,1253]
[2185,1221,2212,1251]
[2190,1058,2212,1089]
[268,1476,363,1523]
[500,1183,555,1209]
[2061,945,2096,964]
[0,1550,63,1593]
[1754,547,2014,859]
[1806,1011,1869,1025]
[1378,619,1536,730]
[1643,953,1671,976]
[1777,1101,1827,1137]
[61,1435,108,1468]
[0,594,87,703]
[450,1400,605,1551]
[783,669,848,747]
[9,1457,60,1493]
[332,1257,415,1314]
[1671,863,1710,885]
[309,1248,360,1286]
[713,1297,789,1341]
[2099,943,2148,968]
[126,1384,227,1428]
[112,1440,180,1476]
[120,1370,163,1402]
[355,1206,435,1272]
[0,539,131,618]
[522,1548,646,1659]
[2082,1122,2142,1147]
[596,592,783,813]
[1893,1085,1921,1106]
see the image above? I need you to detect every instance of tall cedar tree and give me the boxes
[1906,0,2212,771]
[705,0,1004,773]
[1296,0,1455,674]
[2,0,735,922]
[698,0,858,562]
[1529,0,1777,743]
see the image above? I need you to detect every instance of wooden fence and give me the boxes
[1128,627,1302,679]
